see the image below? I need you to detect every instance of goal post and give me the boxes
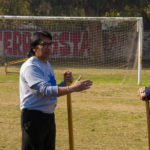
[137,18,143,85]
[0,16,143,85]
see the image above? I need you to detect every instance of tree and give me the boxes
[0,0,31,15]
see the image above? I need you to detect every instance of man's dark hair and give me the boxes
[27,31,52,57]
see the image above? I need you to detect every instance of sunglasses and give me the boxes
[39,42,53,48]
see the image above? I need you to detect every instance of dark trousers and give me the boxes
[21,109,56,150]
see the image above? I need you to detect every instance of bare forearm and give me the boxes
[58,86,74,96]
[58,80,92,96]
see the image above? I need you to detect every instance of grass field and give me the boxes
[0,66,150,150]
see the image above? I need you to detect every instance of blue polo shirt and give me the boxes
[146,87,150,100]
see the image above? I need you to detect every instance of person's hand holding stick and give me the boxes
[138,87,150,150]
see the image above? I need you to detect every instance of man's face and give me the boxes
[35,37,53,62]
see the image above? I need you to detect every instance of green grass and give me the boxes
[0,66,142,85]
[0,66,149,150]
[0,74,19,82]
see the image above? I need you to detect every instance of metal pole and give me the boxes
[137,18,143,85]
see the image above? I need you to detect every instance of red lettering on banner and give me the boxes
[53,34,59,55]
[59,32,70,56]
[80,33,90,55]
[4,32,12,55]
[23,32,31,56]
[70,32,80,56]
[13,32,21,55]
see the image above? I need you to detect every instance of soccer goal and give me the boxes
[0,16,143,85]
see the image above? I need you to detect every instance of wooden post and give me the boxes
[145,100,150,150]
[66,82,74,150]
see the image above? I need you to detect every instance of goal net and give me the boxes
[0,16,143,84]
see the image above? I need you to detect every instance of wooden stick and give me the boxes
[145,100,150,150]
[66,82,74,150]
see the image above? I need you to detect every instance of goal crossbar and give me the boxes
[0,15,142,21]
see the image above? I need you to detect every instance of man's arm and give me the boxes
[58,76,92,96]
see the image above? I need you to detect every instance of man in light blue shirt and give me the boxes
[20,31,92,150]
